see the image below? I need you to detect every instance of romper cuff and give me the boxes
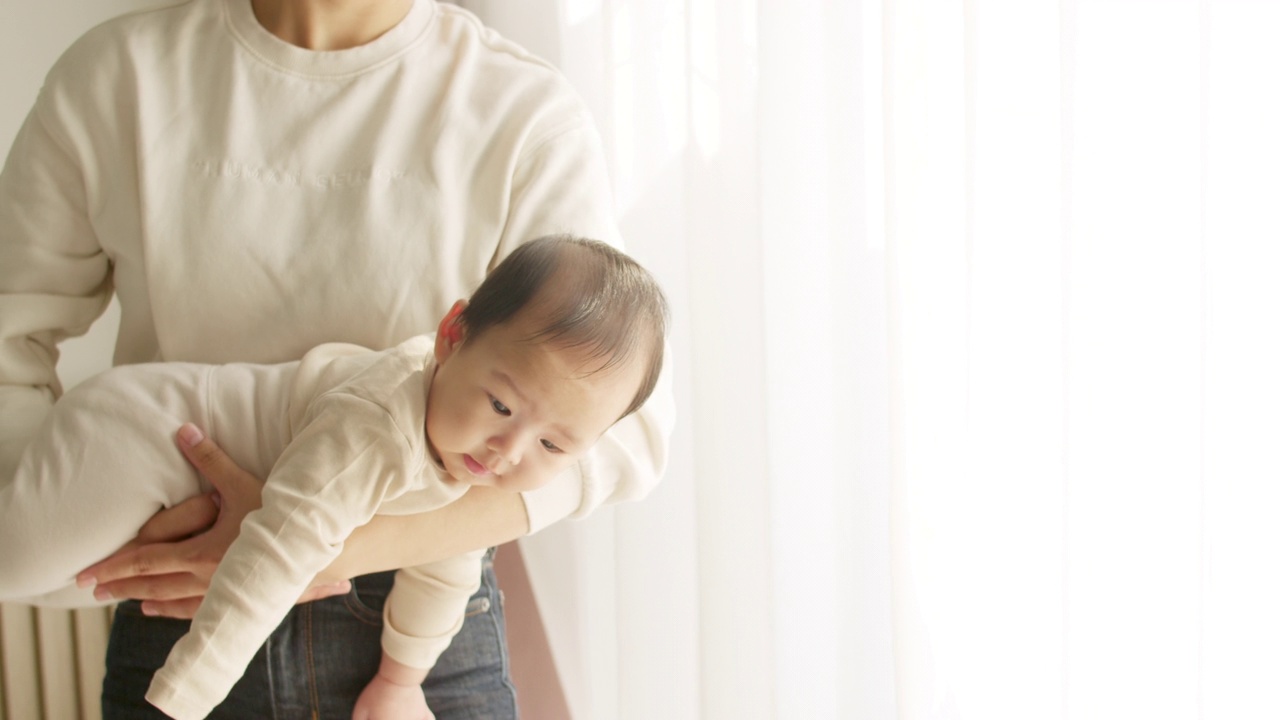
[380,608,463,671]
[146,669,211,720]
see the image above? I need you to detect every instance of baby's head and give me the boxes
[427,235,669,492]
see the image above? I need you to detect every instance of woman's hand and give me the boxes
[77,422,528,619]
[76,423,351,618]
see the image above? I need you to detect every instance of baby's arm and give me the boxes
[146,397,413,720]
[353,550,486,720]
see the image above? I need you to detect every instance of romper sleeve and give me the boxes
[145,394,416,720]
[496,116,677,533]
[381,549,487,671]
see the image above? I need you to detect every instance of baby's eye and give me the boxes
[490,397,511,416]
[540,439,563,453]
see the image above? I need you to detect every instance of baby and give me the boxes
[0,235,669,720]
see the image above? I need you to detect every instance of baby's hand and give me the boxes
[352,674,434,720]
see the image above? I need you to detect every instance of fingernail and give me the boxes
[76,573,95,588]
[178,423,205,446]
[211,492,222,509]
[94,587,113,601]
[141,603,158,616]
[176,420,203,443]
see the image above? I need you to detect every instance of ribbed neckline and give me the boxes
[223,0,437,78]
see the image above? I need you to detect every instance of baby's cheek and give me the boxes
[510,462,563,493]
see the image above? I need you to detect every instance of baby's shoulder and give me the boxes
[303,336,431,416]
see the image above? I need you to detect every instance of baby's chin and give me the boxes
[456,473,497,488]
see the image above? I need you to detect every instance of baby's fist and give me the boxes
[352,674,434,720]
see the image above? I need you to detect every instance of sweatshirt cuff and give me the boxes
[519,462,585,534]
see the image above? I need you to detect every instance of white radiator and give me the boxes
[0,604,111,720]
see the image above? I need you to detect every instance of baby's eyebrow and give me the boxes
[551,422,584,449]
[493,370,529,405]
[493,369,584,448]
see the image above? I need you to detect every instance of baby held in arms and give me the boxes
[0,235,669,720]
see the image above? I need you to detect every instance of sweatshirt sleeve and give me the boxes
[145,395,414,720]
[0,97,113,479]
[496,115,677,534]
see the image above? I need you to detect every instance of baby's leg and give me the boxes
[0,364,212,607]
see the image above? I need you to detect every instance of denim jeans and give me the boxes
[101,548,518,719]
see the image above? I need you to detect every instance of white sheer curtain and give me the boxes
[4,1,1277,719]
[471,1,1280,719]
[470,1,880,717]
[883,1,1280,716]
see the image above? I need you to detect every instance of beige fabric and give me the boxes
[0,0,675,715]
[0,0,670,537]
[0,337,482,719]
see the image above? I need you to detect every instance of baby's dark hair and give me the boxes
[460,235,669,420]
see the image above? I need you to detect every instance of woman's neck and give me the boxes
[250,0,414,50]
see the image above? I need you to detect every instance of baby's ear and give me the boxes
[435,300,469,361]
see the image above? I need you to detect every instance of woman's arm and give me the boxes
[325,488,528,580]
[0,92,114,479]
[79,425,529,618]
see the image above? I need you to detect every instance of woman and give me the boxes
[0,0,673,717]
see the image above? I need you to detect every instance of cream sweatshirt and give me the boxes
[0,0,674,535]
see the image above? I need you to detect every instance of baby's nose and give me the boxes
[487,434,523,468]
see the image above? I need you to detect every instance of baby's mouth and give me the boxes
[463,454,492,477]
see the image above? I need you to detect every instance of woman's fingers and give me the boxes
[138,597,204,620]
[120,577,352,619]
[95,571,208,604]
[74,426,240,594]
[79,425,341,612]
[176,423,262,499]
[135,492,220,545]
[77,536,211,590]
[297,580,353,605]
